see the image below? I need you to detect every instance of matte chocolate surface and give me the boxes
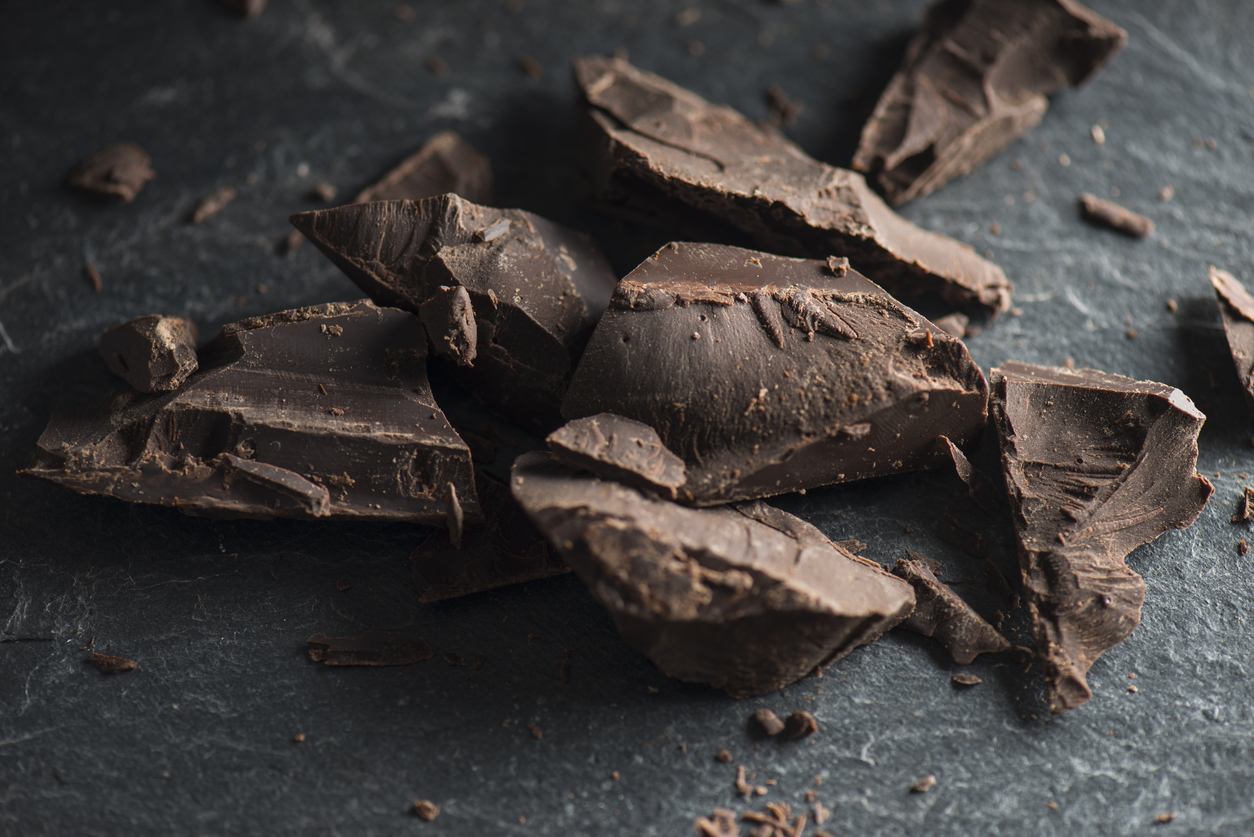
[991,362,1212,713]
[411,474,568,603]
[1209,266,1254,419]
[24,301,479,524]
[354,130,493,206]
[291,196,618,431]
[853,0,1127,205]
[574,55,1012,318]
[67,142,155,202]
[306,631,434,666]
[562,243,990,505]
[546,413,687,500]
[1079,193,1155,237]
[893,553,1010,664]
[509,451,915,698]
[98,315,200,394]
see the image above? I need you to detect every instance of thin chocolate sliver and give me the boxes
[98,315,199,393]
[306,631,434,666]
[190,186,237,224]
[88,653,138,674]
[893,553,1009,664]
[547,413,687,499]
[1209,266,1254,420]
[991,362,1212,713]
[68,142,155,202]
[354,130,493,206]
[1079,193,1154,238]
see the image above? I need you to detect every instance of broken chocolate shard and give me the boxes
[419,285,477,366]
[98,315,199,394]
[781,710,818,740]
[291,196,618,431]
[88,652,137,674]
[893,553,1010,664]
[753,709,786,736]
[354,130,493,206]
[1209,266,1254,420]
[991,362,1212,713]
[1079,194,1154,238]
[853,0,1127,205]
[306,631,434,666]
[510,452,915,698]
[938,436,999,514]
[68,142,155,202]
[411,474,568,603]
[547,413,687,499]
[24,300,480,524]
[574,55,1011,317]
[562,243,989,506]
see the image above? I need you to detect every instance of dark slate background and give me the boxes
[3,1,1254,834]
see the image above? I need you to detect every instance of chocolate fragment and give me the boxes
[938,435,999,514]
[574,55,1012,318]
[418,285,478,367]
[83,262,103,292]
[291,197,618,431]
[910,775,937,793]
[893,553,1010,664]
[1234,486,1254,524]
[510,452,915,698]
[24,301,480,523]
[853,0,1127,205]
[411,475,568,603]
[753,709,786,736]
[1079,194,1154,238]
[951,673,982,686]
[716,749,733,763]
[306,631,434,666]
[190,186,237,224]
[98,315,199,393]
[527,723,543,740]
[781,711,817,740]
[68,142,155,202]
[354,130,493,206]
[562,243,990,506]
[695,809,740,837]
[1209,266,1254,420]
[412,800,440,821]
[991,362,1212,713]
[547,413,687,499]
[88,653,137,674]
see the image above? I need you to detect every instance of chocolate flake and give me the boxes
[547,413,687,499]
[893,553,1010,664]
[938,435,999,514]
[88,652,137,674]
[853,0,1126,205]
[306,631,434,666]
[412,800,440,821]
[562,243,989,506]
[68,142,156,202]
[695,808,740,837]
[510,452,914,698]
[1079,194,1155,238]
[527,723,543,740]
[951,673,983,686]
[1209,266,1254,420]
[98,315,199,394]
[753,709,785,736]
[83,262,103,292]
[190,186,237,224]
[991,362,1212,713]
[781,711,817,740]
[353,131,492,206]
[735,766,752,797]
[574,56,1011,317]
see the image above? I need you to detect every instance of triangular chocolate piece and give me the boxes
[1210,266,1254,419]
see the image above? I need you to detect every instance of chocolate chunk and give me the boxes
[561,243,989,505]
[24,301,480,524]
[1079,194,1155,237]
[412,800,440,821]
[307,631,434,666]
[982,558,1020,611]
[574,55,1011,317]
[1209,266,1254,419]
[753,709,786,736]
[853,0,1127,205]
[547,413,687,499]
[291,197,618,431]
[938,435,999,514]
[418,285,478,366]
[411,474,568,603]
[219,0,267,18]
[509,452,915,698]
[88,653,137,674]
[991,362,1213,713]
[190,186,237,224]
[893,553,1010,664]
[781,711,818,740]
[98,315,199,393]
[951,673,982,686]
[68,142,155,202]
[354,130,493,206]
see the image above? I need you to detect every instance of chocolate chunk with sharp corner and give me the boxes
[22,301,480,524]
[509,452,915,698]
[419,285,478,366]
[991,362,1212,714]
[98,315,200,394]
[561,242,989,506]
[290,196,618,431]
[547,413,687,499]
[893,553,1009,664]
[1209,266,1254,421]
[938,436,999,514]
[574,55,1011,318]
[354,130,493,206]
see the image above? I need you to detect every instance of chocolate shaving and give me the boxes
[951,673,982,686]
[695,808,741,837]
[68,142,155,202]
[753,709,785,736]
[88,653,137,674]
[781,711,818,740]
[893,553,1010,664]
[306,631,434,666]
[83,262,103,292]
[1079,194,1155,238]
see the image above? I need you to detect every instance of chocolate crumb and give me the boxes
[781,711,817,740]
[813,801,829,825]
[1155,812,1177,824]
[1079,193,1154,237]
[219,0,267,18]
[990,222,1002,236]
[910,775,937,794]
[1166,298,1178,312]
[716,749,733,763]
[293,732,306,742]
[68,142,156,202]
[471,655,486,670]
[1128,684,1138,693]
[1091,124,1106,146]
[442,652,467,667]
[735,765,752,797]
[951,673,983,686]
[269,569,280,581]
[556,648,571,682]
[610,771,620,781]
[412,799,440,821]
[673,7,701,27]
[1240,540,1249,556]
[190,186,237,224]
[527,723,543,740]
[88,653,137,674]
[527,632,539,645]
[335,578,350,591]
[312,182,337,202]
[753,709,785,736]
[83,262,103,292]
[425,56,448,77]
[1126,328,1139,340]
[516,55,543,79]
[1048,801,1059,810]
[1159,185,1175,202]
[1010,645,1035,663]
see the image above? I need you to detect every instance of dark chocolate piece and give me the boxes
[24,301,480,524]
[306,631,434,666]
[781,711,817,740]
[562,243,989,505]
[68,142,155,202]
[991,362,1213,713]
[291,196,618,431]
[939,435,999,514]
[853,0,1127,205]
[354,130,493,206]
[190,185,237,224]
[411,475,568,603]
[509,452,915,698]
[753,709,785,736]
[574,55,1011,317]
[547,413,687,499]
[893,553,1009,664]
[98,315,199,393]
[1079,193,1154,237]
[1209,266,1254,420]
[88,653,137,674]
[219,0,267,17]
